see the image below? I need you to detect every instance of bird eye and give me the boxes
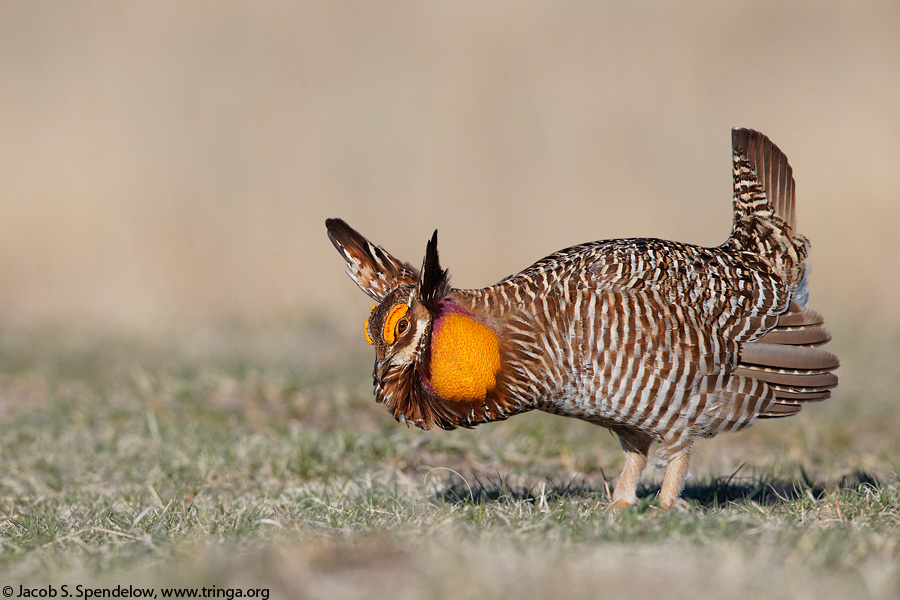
[396,318,409,337]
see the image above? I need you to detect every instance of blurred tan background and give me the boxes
[1,0,898,330]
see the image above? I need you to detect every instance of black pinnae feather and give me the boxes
[325,218,376,268]
[419,230,448,306]
[325,218,420,301]
[324,218,352,254]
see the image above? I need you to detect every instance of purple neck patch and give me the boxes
[431,299,470,333]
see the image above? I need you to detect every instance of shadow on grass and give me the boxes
[434,469,883,509]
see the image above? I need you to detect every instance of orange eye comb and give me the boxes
[382,304,409,345]
[363,304,377,345]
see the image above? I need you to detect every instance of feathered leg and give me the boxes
[659,447,692,509]
[611,430,652,511]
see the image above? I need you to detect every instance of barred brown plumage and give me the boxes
[325,128,839,510]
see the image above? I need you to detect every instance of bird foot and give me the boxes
[609,499,635,513]
[659,497,689,511]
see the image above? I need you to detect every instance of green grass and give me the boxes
[0,317,898,599]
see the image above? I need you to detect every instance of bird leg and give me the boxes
[659,448,692,509]
[610,430,652,511]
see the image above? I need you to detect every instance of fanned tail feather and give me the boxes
[730,128,809,292]
[708,302,838,432]
[726,129,838,419]
[732,128,797,233]
[738,302,839,417]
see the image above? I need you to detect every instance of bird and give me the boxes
[325,128,839,510]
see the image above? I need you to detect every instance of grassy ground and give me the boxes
[0,316,898,599]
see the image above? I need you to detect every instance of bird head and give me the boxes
[326,218,512,430]
[325,219,451,428]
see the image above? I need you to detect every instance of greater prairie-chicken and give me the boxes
[326,128,839,509]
